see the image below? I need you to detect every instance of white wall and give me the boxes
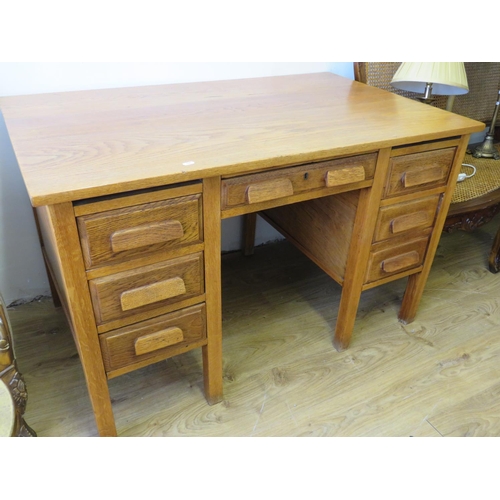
[0,62,354,305]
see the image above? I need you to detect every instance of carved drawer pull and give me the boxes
[402,166,442,188]
[381,250,420,273]
[134,326,184,355]
[110,220,184,252]
[325,166,365,187]
[245,178,294,204]
[390,211,431,234]
[120,277,186,311]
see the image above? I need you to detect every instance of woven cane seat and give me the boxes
[453,145,500,203]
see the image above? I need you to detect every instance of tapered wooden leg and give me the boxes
[334,281,365,351]
[202,176,223,404]
[488,225,500,273]
[37,203,117,436]
[242,213,257,256]
[399,135,471,323]
[398,272,426,324]
[334,148,392,351]
[33,208,61,307]
[45,267,62,308]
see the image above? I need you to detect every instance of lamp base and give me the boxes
[474,92,500,160]
[416,97,436,105]
[472,134,500,160]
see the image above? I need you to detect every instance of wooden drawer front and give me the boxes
[385,148,456,198]
[221,154,377,210]
[365,235,430,284]
[77,194,202,269]
[100,304,206,373]
[89,253,204,324]
[373,194,441,243]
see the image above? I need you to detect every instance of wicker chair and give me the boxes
[354,62,500,273]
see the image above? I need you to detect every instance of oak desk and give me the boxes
[0,73,484,436]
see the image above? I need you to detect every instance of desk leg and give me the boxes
[334,281,365,352]
[399,135,471,323]
[37,203,117,437]
[32,208,62,308]
[333,187,382,351]
[334,148,392,351]
[398,273,426,324]
[400,218,456,323]
[242,213,257,256]
[202,177,224,404]
[488,224,500,273]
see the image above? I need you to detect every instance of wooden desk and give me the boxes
[0,73,484,436]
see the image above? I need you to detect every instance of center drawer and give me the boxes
[221,153,377,213]
[88,252,204,325]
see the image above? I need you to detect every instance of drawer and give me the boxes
[221,153,377,211]
[89,252,204,325]
[365,235,430,284]
[385,147,456,198]
[373,194,441,243]
[77,194,202,269]
[99,304,206,374]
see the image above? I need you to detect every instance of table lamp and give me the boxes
[391,62,469,111]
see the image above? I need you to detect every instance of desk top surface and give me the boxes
[0,72,484,207]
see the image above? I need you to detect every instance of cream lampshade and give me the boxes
[391,62,469,110]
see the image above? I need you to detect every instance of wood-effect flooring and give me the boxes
[7,217,500,437]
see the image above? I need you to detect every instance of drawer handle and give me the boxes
[402,166,443,188]
[390,211,431,234]
[245,178,294,204]
[134,326,184,355]
[325,166,365,187]
[111,220,184,253]
[120,277,186,311]
[381,250,420,274]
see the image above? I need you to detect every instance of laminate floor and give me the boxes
[7,218,500,437]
